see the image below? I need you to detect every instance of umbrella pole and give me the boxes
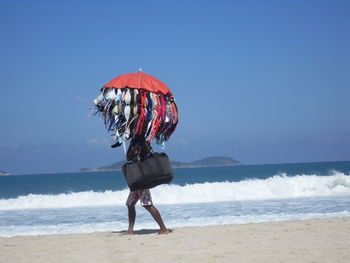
[122,140,127,160]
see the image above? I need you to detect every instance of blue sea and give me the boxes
[1,161,350,237]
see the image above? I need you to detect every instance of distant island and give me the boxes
[171,156,242,168]
[0,170,12,176]
[80,156,242,172]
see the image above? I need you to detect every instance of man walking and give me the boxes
[124,135,169,235]
[126,189,169,235]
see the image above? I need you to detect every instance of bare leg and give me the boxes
[144,205,169,234]
[126,205,136,235]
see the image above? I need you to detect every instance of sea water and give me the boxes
[0,161,349,237]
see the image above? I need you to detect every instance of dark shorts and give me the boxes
[126,189,153,207]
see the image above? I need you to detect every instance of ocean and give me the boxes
[0,161,350,237]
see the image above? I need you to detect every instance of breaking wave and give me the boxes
[1,172,350,210]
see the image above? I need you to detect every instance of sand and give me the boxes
[1,217,349,263]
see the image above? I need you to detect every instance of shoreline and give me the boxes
[1,217,349,263]
[7,159,348,176]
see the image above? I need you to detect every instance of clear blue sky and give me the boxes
[1,0,349,174]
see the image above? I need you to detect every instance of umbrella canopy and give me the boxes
[103,71,172,96]
[93,70,178,147]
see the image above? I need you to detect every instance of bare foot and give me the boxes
[123,230,134,235]
[158,229,170,235]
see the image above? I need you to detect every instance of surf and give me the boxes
[1,172,349,211]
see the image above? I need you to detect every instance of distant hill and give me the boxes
[98,160,126,171]
[171,156,241,168]
[81,156,242,172]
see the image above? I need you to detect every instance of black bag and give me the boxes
[122,152,173,191]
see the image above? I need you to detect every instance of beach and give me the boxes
[1,217,349,263]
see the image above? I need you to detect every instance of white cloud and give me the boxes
[176,138,190,145]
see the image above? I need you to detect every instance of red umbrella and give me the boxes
[103,71,172,96]
[93,70,178,147]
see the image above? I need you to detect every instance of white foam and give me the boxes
[1,172,349,211]
[0,190,130,210]
[1,211,349,237]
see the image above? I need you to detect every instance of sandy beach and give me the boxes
[1,217,349,263]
